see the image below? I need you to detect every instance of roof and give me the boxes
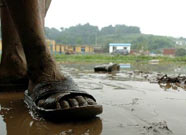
[109,43,131,47]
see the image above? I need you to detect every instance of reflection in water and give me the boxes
[0,92,102,135]
[119,64,131,69]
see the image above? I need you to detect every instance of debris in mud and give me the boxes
[143,121,173,135]
[156,74,186,83]
[117,70,186,91]
[59,129,73,135]
[93,64,186,91]
[150,74,186,90]
[94,63,120,73]
[159,83,180,91]
[135,71,186,85]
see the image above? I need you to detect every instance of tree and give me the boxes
[44,24,175,54]
[175,48,186,56]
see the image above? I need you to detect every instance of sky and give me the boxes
[45,0,186,38]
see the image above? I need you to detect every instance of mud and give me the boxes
[1,62,186,135]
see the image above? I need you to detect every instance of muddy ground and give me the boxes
[0,62,186,135]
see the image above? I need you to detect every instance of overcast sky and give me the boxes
[45,0,186,38]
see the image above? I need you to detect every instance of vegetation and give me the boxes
[54,54,186,63]
[45,23,180,53]
[45,23,140,45]
[175,48,186,56]
[131,35,175,53]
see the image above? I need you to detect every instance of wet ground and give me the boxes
[1,62,186,135]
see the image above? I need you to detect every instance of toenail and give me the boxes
[85,97,97,105]
[69,98,79,108]
[76,96,88,106]
[60,100,70,109]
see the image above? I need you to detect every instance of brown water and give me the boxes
[1,62,186,135]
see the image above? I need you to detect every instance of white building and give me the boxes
[109,43,131,53]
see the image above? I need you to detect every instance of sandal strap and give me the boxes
[31,77,96,102]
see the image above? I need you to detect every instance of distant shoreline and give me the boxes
[54,54,186,63]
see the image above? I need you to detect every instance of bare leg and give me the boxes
[0,0,51,90]
[0,6,27,89]
[4,0,64,91]
[3,0,101,116]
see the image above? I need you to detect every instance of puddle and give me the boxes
[0,92,102,135]
[1,62,186,135]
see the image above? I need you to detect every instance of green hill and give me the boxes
[45,23,185,53]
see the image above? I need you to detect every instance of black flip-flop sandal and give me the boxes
[24,77,103,120]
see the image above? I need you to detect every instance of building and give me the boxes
[163,48,176,56]
[46,39,56,54]
[46,39,94,54]
[109,43,131,54]
[0,39,94,55]
[55,45,94,54]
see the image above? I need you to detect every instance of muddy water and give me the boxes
[1,62,186,135]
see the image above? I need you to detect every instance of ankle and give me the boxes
[0,53,27,76]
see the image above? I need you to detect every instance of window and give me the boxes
[81,47,85,53]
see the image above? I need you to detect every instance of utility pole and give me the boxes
[95,33,98,46]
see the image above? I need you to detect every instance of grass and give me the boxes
[54,54,186,63]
